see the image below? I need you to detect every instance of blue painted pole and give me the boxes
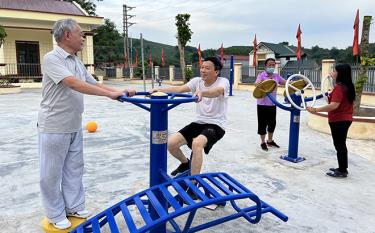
[149,93,168,233]
[229,55,234,96]
[280,96,305,163]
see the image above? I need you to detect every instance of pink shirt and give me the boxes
[255,71,285,106]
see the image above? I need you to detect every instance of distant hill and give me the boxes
[129,38,197,66]
[94,36,375,66]
[127,41,255,66]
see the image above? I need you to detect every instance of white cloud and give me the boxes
[95,0,375,49]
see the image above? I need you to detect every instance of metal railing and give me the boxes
[280,67,322,88]
[1,63,41,77]
[159,67,169,80]
[351,65,375,93]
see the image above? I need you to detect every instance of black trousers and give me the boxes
[257,105,276,135]
[329,121,352,172]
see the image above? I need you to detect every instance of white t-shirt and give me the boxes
[186,77,229,129]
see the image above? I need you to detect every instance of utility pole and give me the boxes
[123,4,135,78]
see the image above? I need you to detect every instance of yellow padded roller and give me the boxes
[253,79,277,99]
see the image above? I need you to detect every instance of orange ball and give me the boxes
[86,121,98,133]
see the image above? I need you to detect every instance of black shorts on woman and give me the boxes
[178,122,225,154]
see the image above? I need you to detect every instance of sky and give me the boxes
[95,0,375,50]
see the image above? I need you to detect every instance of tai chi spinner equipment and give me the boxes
[254,74,325,163]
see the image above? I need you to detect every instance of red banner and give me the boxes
[296,24,302,60]
[353,9,360,56]
[220,43,224,64]
[198,44,202,67]
[149,50,153,65]
[161,48,165,66]
[134,49,138,68]
[253,34,257,67]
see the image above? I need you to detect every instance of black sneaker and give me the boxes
[170,160,190,176]
[329,168,348,174]
[267,140,280,148]
[186,187,199,200]
[326,170,347,178]
[261,143,268,151]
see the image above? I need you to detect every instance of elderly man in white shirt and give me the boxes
[38,18,135,229]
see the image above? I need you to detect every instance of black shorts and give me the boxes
[257,105,277,135]
[178,122,225,154]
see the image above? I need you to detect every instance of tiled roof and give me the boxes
[283,59,319,69]
[0,0,86,16]
[261,42,297,57]
[223,55,249,61]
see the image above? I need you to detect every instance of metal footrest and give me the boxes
[71,172,288,233]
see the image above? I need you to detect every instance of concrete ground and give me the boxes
[0,81,374,233]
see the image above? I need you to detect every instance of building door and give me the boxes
[16,41,41,76]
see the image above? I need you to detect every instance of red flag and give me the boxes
[220,43,224,64]
[149,50,153,65]
[198,44,202,67]
[124,55,128,68]
[161,48,165,66]
[296,24,302,60]
[134,49,138,68]
[353,9,360,56]
[253,34,257,67]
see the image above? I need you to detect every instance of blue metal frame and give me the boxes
[266,92,324,163]
[229,55,234,96]
[119,92,197,233]
[71,173,288,233]
[72,92,288,233]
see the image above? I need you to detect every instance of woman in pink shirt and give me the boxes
[255,58,286,151]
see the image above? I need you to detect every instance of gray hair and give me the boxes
[52,19,79,43]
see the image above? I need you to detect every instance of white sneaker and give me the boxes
[53,218,71,230]
[67,210,91,219]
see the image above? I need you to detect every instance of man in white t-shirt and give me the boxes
[153,57,229,179]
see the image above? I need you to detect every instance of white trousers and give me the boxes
[39,131,85,223]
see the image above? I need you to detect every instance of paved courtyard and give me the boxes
[0,81,374,233]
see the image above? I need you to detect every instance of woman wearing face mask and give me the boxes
[307,64,355,178]
[254,58,286,151]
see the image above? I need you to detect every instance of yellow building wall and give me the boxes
[77,35,94,65]
[3,28,52,75]
[3,28,95,75]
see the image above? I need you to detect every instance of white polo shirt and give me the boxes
[38,46,97,133]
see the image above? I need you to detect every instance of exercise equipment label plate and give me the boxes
[293,116,300,123]
[152,130,168,144]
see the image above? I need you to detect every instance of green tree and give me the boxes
[175,14,193,83]
[65,0,102,16]
[93,19,122,64]
[354,16,373,115]
[202,49,217,57]
[0,25,7,48]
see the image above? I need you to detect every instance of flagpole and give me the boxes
[140,33,146,91]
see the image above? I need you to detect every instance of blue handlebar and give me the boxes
[118,92,197,104]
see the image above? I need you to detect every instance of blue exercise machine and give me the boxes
[71,91,288,233]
